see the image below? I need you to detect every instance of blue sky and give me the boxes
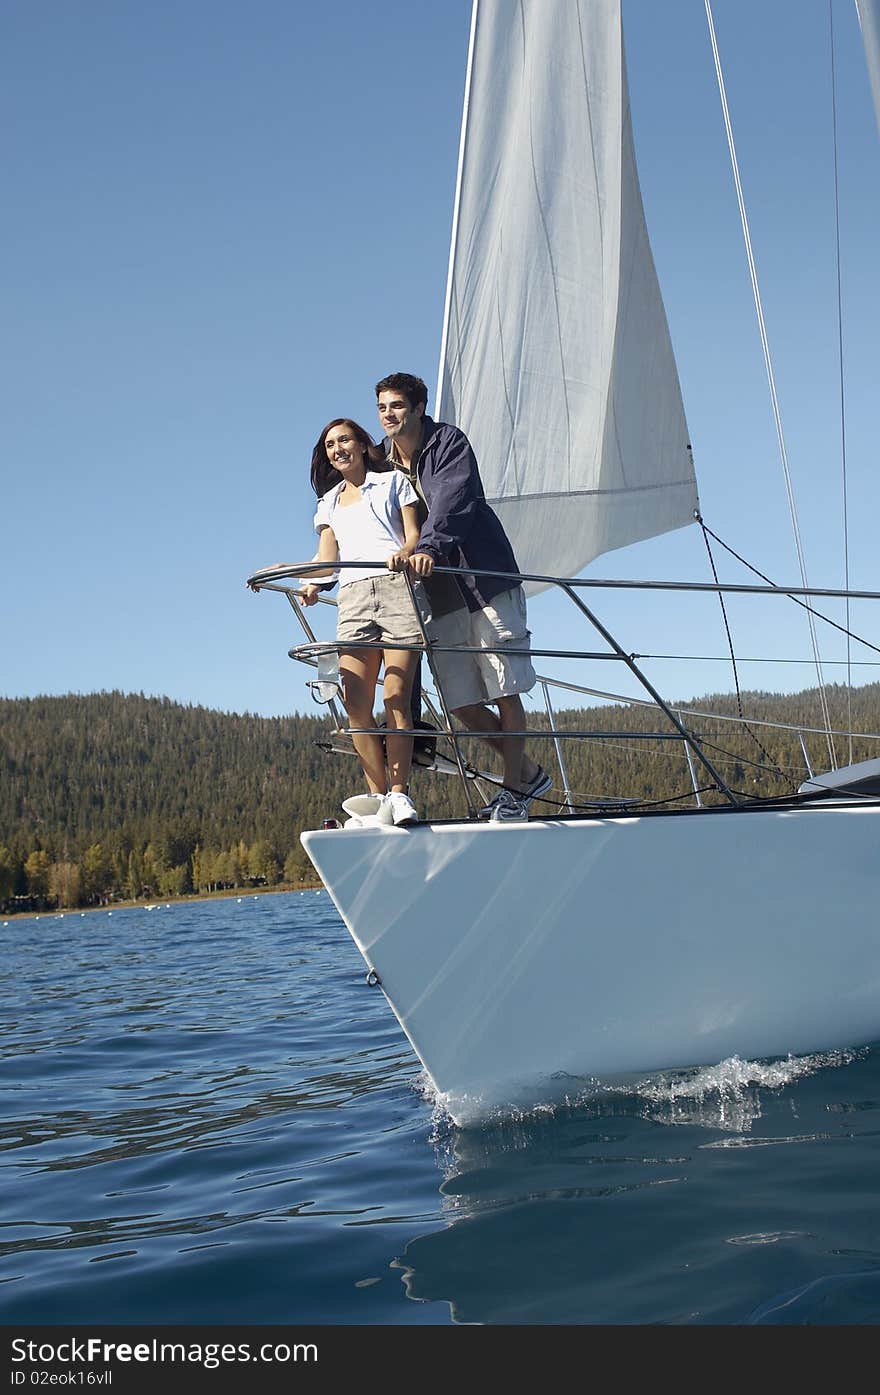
[3,0,879,720]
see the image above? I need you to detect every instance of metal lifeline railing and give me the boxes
[247,561,880,816]
[529,675,880,803]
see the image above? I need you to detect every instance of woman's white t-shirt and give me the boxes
[314,471,419,589]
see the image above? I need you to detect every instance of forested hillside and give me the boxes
[2,685,878,910]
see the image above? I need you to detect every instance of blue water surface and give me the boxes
[1,891,879,1325]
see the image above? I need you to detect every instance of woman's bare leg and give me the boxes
[382,649,419,792]
[339,649,386,793]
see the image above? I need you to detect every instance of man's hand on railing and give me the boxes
[297,583,321,606]
[406,551,435,578]
[387,548,434,577]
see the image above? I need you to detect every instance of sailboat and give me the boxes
[251,0,880,1126]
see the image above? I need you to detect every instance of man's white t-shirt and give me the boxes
[314,472,419,588]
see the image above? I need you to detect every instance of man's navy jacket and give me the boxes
[384,415,521,612]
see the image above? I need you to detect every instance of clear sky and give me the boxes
[3,0,879,720]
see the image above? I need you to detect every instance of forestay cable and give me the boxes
[829,0,853,764]
[704,1,836,769]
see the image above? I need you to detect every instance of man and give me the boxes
[377,372,551,820]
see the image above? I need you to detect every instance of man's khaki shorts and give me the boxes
[425,586,537,709]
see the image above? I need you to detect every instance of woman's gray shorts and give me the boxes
[336,571,424,648]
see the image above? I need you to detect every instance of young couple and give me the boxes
[286,372,550,826]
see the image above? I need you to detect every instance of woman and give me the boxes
[299,417,424,826]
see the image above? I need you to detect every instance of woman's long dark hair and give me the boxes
[309,418,389,497]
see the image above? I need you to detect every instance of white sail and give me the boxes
[857,0,880,138]
[437,0,697,586]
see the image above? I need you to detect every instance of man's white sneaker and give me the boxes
[479,766,551,820]
[519,766,552,809]
[385,791,419,826]
[485,789,528,823]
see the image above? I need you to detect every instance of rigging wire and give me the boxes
[529,786,719,815]
[704,0,836,770]
[697,518,880,656]
[698,517,798,790]
[829,0,854,764]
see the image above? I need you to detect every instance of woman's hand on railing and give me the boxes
[387,546,415,572]
[296,583,321,607]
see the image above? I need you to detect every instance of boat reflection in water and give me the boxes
[392,1046,878,1325]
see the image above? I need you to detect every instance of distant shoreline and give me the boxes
[1,880,324,923]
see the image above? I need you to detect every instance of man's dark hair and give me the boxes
[375,373,428,411]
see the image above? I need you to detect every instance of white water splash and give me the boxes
[631,1051,860,1132]
[418,1048,864,1134]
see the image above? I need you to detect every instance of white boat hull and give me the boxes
[301,805,880,1125]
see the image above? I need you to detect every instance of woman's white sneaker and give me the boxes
[385,792,419,826]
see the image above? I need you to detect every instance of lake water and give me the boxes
[2,890,880,1326]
